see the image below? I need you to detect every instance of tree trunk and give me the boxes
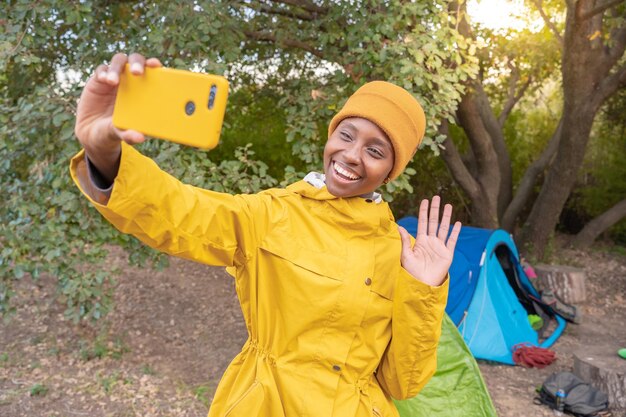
[534,264,587,304]
[455,90,502,227]
[520,0,626,258]
[473,82,513,221]
[519,109,597,256]
[572,198,626,248]
[438,3,510,230]
[574,347,626,411]
[501,120,562,232]
[439,117,500,229]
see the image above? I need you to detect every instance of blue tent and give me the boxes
[397,217,567,365]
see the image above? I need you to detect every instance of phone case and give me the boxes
[112,65,229,149]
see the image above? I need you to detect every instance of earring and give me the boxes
[383,178,390,185]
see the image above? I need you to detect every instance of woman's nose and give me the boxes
[343,144,360,164]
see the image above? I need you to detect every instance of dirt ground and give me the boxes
[1,242,625,417]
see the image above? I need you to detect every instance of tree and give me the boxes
[0,0,477,319]
[439,0,562,231]
[571,88,626,246]
[519,0,626,255]
[437,0,625,258]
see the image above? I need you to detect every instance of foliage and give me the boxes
[437,0,625,257]
[515,0,626,255]
[212,86,295,179]
[390,149,471,223]
[476,23,561,108]
[1,0,477,320]
[503,82,562,186]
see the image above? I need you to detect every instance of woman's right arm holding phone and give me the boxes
[75,53,162,184]
[71,53,270,268]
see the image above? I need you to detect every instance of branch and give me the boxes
[501,119,563,231]
[246,1,315,21]
[438,121,482,200]
[243,30,325,59]
[592,63,626,109]
[530,0,563,46]
[572,198,626,248]
[269,0,329,15]
[608,26,626,62]
[499,79,531,127]
[9,20,29,54]
[579,0,625,20]
[498,64,532,127]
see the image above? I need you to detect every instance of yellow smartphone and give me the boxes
[112,65,229,149]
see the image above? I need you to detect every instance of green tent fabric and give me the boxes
[394,314,497,416]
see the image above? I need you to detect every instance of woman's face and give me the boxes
[323,117,394,198]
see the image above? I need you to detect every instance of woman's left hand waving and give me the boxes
[398,196,462,286]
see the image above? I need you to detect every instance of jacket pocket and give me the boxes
[224,380,265,417]
[369,275,394,301]
[259,234,345,282]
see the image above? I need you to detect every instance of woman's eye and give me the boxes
[368,148,384,158]
[340,131,352,141]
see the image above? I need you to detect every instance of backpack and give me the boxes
[536,372,610,416]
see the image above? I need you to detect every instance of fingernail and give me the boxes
[130,62,142,74]
[106,72,118,83]
[97,71,107,80]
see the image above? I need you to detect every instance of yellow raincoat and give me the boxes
[70,143,448,417]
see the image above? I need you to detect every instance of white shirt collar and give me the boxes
[303,172,383,204]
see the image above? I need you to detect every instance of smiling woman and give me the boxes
[70,53,461,417]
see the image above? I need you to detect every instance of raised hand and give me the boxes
[75,53,162,182]
[398,196,461,287]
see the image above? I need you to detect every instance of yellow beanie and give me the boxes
[328,81,426,180]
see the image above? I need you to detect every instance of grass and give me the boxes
[141,364,156,375]
[192,382,216,408]
[30,383,48,397]
[96,370,132,394]
[79,335,130,361]
[30,334,45,345]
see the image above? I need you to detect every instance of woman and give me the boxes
[71,53,461,417]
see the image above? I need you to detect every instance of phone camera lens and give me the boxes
[208,84,217,109]
[185,101,195,115]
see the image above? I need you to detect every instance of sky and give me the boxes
[467,0,544,32]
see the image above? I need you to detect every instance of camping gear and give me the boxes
[397,217,567,365]
[541,289,583,324]
[528,314,544,330]
[395,315,497,417]
[512,343,557,368]
[536,371,610,416]
[522,259,538,279]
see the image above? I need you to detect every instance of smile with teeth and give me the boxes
[333,162,361,181]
